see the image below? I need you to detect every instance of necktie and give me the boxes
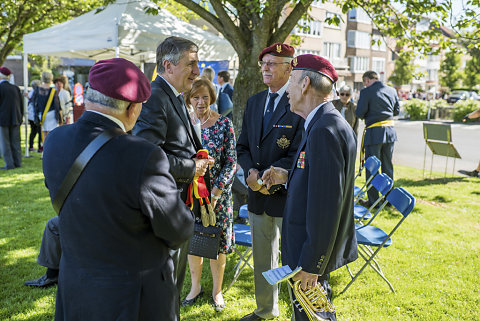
[263,92,278,136]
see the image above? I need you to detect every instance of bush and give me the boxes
[403,99,429,120]
[452,100,480,122]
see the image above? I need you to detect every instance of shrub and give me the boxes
[452,100,480,122]
[403,99,429,120]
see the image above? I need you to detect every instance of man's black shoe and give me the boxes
[234,217,249,225]
[357,198,370,208]
[458,169,480,178]
[24,274,58,288]
[239,312,264,321]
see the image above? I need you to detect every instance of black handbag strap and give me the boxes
[52,128,124,214]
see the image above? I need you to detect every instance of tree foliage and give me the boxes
[0,0,103,66]
[440,50,462,89]
[389,51,414,86]
[463,58,479,89]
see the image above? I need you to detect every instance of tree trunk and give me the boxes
[232,52,266,137]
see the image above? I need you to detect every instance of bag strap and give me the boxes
[52,128,124,214]
[41,88,56,124]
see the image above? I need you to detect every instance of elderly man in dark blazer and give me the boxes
[263,55,358,321]
[356,70,400,206]
[42,58,194,321]
[0,67,24,170]
[132,36,212,298]
[236,43,303,321]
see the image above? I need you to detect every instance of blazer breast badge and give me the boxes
[276,135,290,149]
[297,151,305,169]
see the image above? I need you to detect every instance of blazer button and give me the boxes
[256,162,260,166]
[257,145,259,149]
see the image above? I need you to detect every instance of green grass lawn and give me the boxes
[1,143,479,320]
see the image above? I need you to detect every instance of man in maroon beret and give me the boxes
[262,54,358,321]
[237,44,304,321]
[40,57,194,321]
[0,66,24,170]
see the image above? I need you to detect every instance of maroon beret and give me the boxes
[89,58,151,103]
[291,54,338,83]
[0,67,12,76]
[259,43,295,61]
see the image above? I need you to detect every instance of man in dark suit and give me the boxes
[356,70,399,206]
[263,54,358,321]
[236,43,303,321]
[217,70,233,100]
[42,58,194,321]
[132,36,212,298]
[0,67,24,170]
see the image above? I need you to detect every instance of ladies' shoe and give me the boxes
[181,289,203,307]
[212,296,226,312]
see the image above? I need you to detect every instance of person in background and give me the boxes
[25,79,42,152]
[216,70,234,120]
[201,66,219,113]
[54,76,72,125]
[332,85,358,136]
[0,66,24,170]
[182,78,236,312]
[236,43,304,321]
[459,108,480,178]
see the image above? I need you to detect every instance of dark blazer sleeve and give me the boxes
[356,88,368,119]
[298,126,346,274]
[139,146,194,249]
[236,99,254,172]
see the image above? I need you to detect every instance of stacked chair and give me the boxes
[226,204,253,292]
[354,173,393,222]
[354,156,381,202]
[343,187,416,293]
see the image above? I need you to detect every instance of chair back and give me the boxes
[370,173,394,196]
[386,187,416,217]
[364,156,381,175]
[423,123,451,143]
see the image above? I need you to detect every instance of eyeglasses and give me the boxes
[258,61,290,68]
[339,93,350,97]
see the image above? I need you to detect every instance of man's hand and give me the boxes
[292,270,318,291]
[262,166,288,189]
[194,157,210,177]
[246,169,262,191]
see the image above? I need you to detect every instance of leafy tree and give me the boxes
[0,0,103,66]
[463,58,479,89]
[440,50,462,89]
[389,51,414,86]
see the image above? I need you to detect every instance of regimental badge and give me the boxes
[292,57,298,67]
[297,151,305,169]
[276,44,282,53]
[276,135,290,149]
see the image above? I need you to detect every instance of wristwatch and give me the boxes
[257,178,263,185]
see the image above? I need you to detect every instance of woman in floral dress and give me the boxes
[182,78,237,312]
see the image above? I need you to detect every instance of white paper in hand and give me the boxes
[262,265,302,285]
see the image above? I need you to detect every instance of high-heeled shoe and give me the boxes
[181,289,204,307]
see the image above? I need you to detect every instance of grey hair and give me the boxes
[84,88,130,113]
[30,79,41,88]
[156,36,198,74]
[339,85,352,94]
[0,73,9,80]
[41,72,53,83]
[300,70,333,95]
[201,67,215,82]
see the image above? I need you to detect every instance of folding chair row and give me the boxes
[225,222,253,292]
[353,173,394,222]
[354,155,381,201]
[342,187,416,294]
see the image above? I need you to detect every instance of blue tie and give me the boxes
[263,92,278,136]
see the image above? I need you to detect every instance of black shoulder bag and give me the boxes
[52,128,124,214]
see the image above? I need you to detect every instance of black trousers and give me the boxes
[29,120,42,150]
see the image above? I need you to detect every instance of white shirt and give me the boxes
[304,102,327,131]
[86,110,126,132]
[264,81,289,115]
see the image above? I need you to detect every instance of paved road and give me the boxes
[357,119,480,175]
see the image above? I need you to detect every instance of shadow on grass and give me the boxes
[472,191,480,196]
[395,176,466,187]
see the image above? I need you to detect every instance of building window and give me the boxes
[294,18,323,37]
[372,35,386,51]
[427,69,438,81]
[296,49,322,56]
[347,30,370,49]
[372,57,385,74]
[323,42,341,59]
[349,56,369,72]
[311,0,322,7]
[325,12,341,29]
[348,8,371,24]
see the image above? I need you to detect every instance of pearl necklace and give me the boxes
[200,109,212,126]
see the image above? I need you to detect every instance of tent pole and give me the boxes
[114,17,119,58]
[23,52,30,157]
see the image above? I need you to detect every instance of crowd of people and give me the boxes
[0,34,476,321]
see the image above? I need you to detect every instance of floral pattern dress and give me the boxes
[200,115,237,254]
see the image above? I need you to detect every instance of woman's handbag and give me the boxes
[188,223,221,260]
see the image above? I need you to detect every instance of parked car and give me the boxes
[446,90,478,104]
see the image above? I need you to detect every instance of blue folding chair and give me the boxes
[342,187,416,293]
[354,156,381,201]
[239,204,249,220]
[354,173,393,221]
[225,223,253,292]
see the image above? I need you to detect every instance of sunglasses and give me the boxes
[339,93,350,96]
